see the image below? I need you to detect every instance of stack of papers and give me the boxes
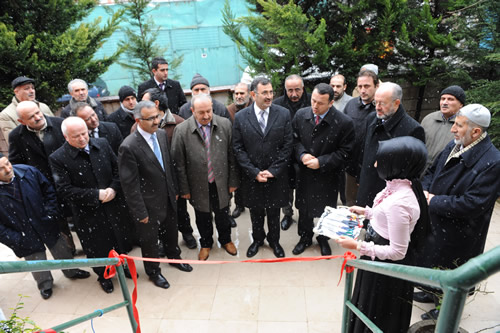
[313,206,364,240]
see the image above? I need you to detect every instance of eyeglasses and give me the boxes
[140,114,162,121]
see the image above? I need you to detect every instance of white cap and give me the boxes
[459,104,491,127]
[361,64,378,75]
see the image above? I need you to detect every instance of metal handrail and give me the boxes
[341,246,500,333]
[0,258,137,333]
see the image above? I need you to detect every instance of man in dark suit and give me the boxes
[118,101,193,289]
[8,101,75,252]
[233,77,293,258]
[273,74,311,231]
[49,117,126,294]
[291,83,355,256]
[172,94,239,261]
[356,82,425,209]
[137,57,187,115]
[107,86,138,138]
[72,102,123,154]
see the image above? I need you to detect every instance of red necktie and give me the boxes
[315,115,320,125]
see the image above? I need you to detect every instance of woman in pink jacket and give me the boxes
[337,136,429,333]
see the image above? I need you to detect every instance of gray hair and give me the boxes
[133,100,156,119]
[61,116,86,136]
[285,74,304,87]
[191,93,213,110]
[234,82,250,92]
[70,102,91,116]
[379,82,403,101]
[67,79,88,93]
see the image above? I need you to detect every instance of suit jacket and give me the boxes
[95,121,123,155]
[107,106,136,139]
[293,107,355,216]
[137,78,187,115]
[8,116,65,181]
[356,105,425,207]
[233,103,293,208]
[172,115,239,212]
[178,99,231,121]
[419,135,500,269]
[118,129,178,223]
[61,97,107,121]
[49,138,121,254]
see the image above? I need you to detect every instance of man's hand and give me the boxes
[256,171,268,182]
[99,188,116,203]
[304,157,320,170]
[229,186,237,193]
[301,153,315,164]
[139,216,149,224]
[181,193,191,199]
[261,170,274,178]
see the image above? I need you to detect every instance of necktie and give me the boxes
[202,126,215,183]
[159,82,165,91]
[315,115,320,125]
[259,110,266,133]
[151,133,164,170]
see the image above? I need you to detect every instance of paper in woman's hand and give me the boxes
[313,206,364,240]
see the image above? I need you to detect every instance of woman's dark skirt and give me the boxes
[348,224,414,333]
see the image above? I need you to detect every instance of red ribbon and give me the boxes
[37,251,357,333]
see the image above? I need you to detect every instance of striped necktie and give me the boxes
[259,110,266,133]
[202,126,215,183]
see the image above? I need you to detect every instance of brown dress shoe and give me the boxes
[199,247,210,260]
[223,242,237,256]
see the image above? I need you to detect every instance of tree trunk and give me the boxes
[414,84,426,122]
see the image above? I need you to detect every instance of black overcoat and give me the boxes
[293,107,355,216]
[232,103,293,208]
[137,78,187,115]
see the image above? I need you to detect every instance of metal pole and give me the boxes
[116,264,138,333]
[0,258,119,274]
[435,287,468,333]
[341,269,354,333]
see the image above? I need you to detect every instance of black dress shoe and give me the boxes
[280,215,294,231]
[228,214,237,228]
[421,308,439,320]
[99,279,114,294]
[183,233,197,249]
[169,263,193,272]
[269,242,285,258]
[317,237,332,256]
[149,273,170,289]
[232,205,245,218]
[292,239,312,255]
[247,240,264,257]
[40,288,53,300]
[68,269,91,279]
[413,291,434,303]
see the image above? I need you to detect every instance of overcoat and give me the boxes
[419,135,500,268]
[97,121,123,155]
[172,114,239,212]
[0,165,61,257]
[293,107,355,216]
[107,106,135,139]
[8,116,65,181]
[232,103,293,208]
[49,138,120,256]
[356,105,425,207]
[178,99,231,121]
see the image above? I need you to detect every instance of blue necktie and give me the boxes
[151,133,164,170]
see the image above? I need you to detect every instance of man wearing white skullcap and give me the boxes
[416,103,500,320]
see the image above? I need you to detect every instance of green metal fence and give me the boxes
[0,258,137,333]
[341,245,500,333]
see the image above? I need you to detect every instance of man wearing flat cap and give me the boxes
[107,86,138,139]
[416,104,500,319]
[0,77,54,148]
[178,73,231,121]
[421,85,466,171]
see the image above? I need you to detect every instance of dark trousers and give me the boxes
[177,197,193,235]
[249,207,280,244]
[137,200,180,277]
[234,188,244,208]
[281,189,294,217]
[297,207,329,242]
[194,182,231,248]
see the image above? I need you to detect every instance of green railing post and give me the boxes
[435,286,468,333]
[115,264,138,333]
[341,268,354,333]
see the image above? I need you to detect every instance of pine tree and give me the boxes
[222,0,331,93]
[117,0,183,86]
[0,0,125,108]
